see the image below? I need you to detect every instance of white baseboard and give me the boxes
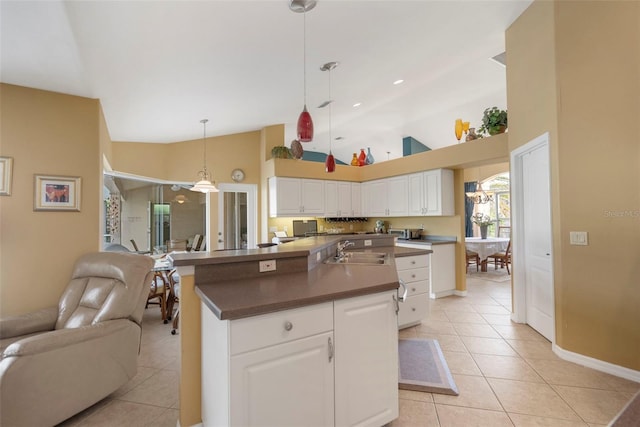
[431,289,457,299]
[553,344,640,383]
[454,290,468,297]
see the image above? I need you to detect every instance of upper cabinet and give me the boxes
[363,176,409,217]
[269,177,325,217]
[325,181,359,218]
[407,169,454,216]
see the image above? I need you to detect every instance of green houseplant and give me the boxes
[477,107,508,136]
[271,145,293,159]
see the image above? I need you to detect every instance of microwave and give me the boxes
[388,228,422,240]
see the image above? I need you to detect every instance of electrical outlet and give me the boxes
[259,260,276,272]
[283,226,288,232]
[316,252,321,262]
[364,239,372,247]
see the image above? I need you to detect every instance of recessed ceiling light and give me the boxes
[393,79,404,85]
[353,102,361,108]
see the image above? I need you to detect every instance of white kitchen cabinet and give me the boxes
[396,242,456,299]
[325,181,354,217]
[407,169,454,216]
[395,254,430,328]
[363,176,408,217]
[334,291,399,427]
[202,291,398,427]
[268,177,325,217]
[351,182,362,217]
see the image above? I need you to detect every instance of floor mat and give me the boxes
[398,338,459,396]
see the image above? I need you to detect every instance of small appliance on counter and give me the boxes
[293,220,318,237]
[388,228,422,240]
[271,231,297,245]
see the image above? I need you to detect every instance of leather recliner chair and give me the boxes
[0,252,154,426]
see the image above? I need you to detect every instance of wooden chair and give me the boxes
[165,269,180,334]
[466,249,480,272]
[189,234,203,251]
[147,272,168,323]
[497,226,511,238]
[487,240,512,274]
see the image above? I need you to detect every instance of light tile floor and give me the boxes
[58,270,639,426]
[392,271,640,427]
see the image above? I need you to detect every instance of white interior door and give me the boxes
[512,133,555,342]
[217,183,257,250]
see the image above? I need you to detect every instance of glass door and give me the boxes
[150,202,170,252]
[217,183,257,250]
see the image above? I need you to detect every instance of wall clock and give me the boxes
[231,168,245,182]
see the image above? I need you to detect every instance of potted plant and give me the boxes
[472,213,493,239]
[271,145,293,159]
[477,107,508,136]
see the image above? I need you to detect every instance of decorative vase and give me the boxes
[480,225,488,239]
[358,149,366,166]
[290,139,304,159]
[365,147,375,165]
[455,118,463,142]
[466,128,478,141]
[350,153,359,166]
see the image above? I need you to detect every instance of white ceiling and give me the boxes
[1,0,531,165]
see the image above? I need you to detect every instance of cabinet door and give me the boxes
[423,170,442,216]
[367,180,388,217]
[334,291,399,427]
[386,176,409,217]
[301,179,325,215]
[351,183,362,217]
[337,182,352,217]
[325,180,339,217]
[231,332,335,427]
[407,172,425,216]
[269,177,302,216]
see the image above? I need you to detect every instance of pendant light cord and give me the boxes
[201,119,209,178]
[328,66,332,152]
[303,10,307,105]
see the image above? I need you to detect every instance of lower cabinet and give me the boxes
[395,253,430,329]
[201,290,398,427]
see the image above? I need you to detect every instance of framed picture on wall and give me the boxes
[0,157,13,196]
[34,174,81,211]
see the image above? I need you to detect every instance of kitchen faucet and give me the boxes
[336,240,355,259]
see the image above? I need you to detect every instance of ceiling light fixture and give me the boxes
[321,61,338,173]
[465,181,493,204]
[393,79,404,85]
[353,102,361,108]
[190,119,219,194]
[290,0,317,142]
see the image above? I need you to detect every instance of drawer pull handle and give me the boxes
[284,321,293,331]
[411,261,416,265]
[411,287,416,291]
[412,308,416,312]
[411,274,416,278]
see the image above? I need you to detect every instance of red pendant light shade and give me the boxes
[297,105,314,142]
[325,151,336,173]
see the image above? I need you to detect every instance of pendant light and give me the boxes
[290,0,316,142]
[321,61,338,173]
[190,119,219,193]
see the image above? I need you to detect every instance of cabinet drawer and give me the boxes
[397,266,429,284]
[230,302,333,355]
[403,279,428,297]
[398,295,429,329]
[395,255,429,270]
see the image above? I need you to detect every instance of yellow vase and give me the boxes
[455,119,463,142]
[350,153,359,166]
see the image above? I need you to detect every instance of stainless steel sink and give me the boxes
[325,252,390,265]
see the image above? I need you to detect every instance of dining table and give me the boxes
[465,237,510,272]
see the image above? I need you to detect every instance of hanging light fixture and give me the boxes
[465,181,493,204]
[190,119,219,193]
[321,61,338,173]
[290,0,317,142]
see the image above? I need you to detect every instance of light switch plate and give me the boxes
[569,231,588,246]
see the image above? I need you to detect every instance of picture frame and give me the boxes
[0,157,13,196]
[34,174,81,211]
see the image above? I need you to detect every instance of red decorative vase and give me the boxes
[325,152,336,173]
[358,149,366,166]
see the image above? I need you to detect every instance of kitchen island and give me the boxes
[169,234,431,427]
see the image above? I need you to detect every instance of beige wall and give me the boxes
[507,0,640,370]
[0,84,102,316]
